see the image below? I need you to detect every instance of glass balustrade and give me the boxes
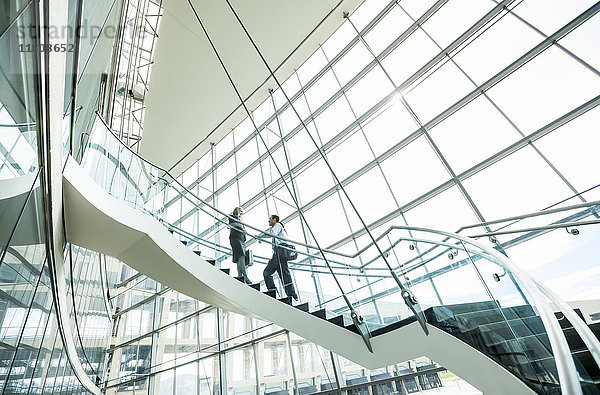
[0,2,40,181]
[78,113,595,395]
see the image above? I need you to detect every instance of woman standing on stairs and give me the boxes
[229,207,252,284]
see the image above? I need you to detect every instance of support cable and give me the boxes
[186,0,376,351]
[221,0,429,335]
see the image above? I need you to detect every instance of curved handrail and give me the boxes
[80,114,595,392]
[530,277,600,373]
[169,208,600,388]
[456,199,600,234]
[393,226,583,395]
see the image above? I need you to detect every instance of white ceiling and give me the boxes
[140,0,364,176]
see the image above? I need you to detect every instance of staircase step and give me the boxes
[206,259,216,266]
[234,276,244,283]
[294,302,309,312]
[193,251,202,257]
[589,321,600,336]
[263,290,277,298]
[432,301,498,316]
[572,349,600,379]
[503,305,537,319]
[180,240,188,246]
[345,323,360,334]
[328,315,346,327]
[554,309,585,329]
[249,283,261,291]
[220,268,230,275]
[278,297,293,305]
[311,309,327,320]
[371,316,417,337]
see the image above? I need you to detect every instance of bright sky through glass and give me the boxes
[172,0,600,303]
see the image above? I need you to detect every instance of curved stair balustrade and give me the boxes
[66,114,599,394]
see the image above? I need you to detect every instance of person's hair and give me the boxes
[232,207,243,217]
[270,214,284,228]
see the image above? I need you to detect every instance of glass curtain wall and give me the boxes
[68,0,126,160]
[109,0,163,151]
[102,0,600,394]
[103,268,453,395]
[169,0,600,301]
[1,0,125,392]
[1,2,90,393]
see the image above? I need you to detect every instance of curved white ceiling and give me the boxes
[141,0,364,175]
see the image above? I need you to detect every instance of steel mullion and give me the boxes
[491,0,600,78]
[168,0,435,178]
[277,74,327,305]
[324,93,600,250]
[169,0,529,229]
[167,0,450,206]
[104,328,287,391]
[175,2,600,260]
[318,43,387,322]
[403,0,591,214]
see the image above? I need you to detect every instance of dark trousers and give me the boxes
[263,249,297,298]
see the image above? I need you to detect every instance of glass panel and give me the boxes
[331,41,372,87]
[452,11,542,85]
[326,129,374,181]
[379,136,449,207]
[511,0,597,35]
[559,12,600,73]
[344,66,394,117]
[486,45,600,134]
[350,0,389,32]
[535,106,600,194]
[313,96,355,147]
[380,28,439,87]
[321,21,355,60]
[225,345,257,394]
[403,60,473,125]
[404,186,480,232]
[427,95,522,174]
[304,71,339,111]
[363,6,413,56]
[461,146,575,220]
[420,0,495,49]
[0,2,39,180]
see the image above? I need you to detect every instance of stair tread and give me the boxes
[328,315,346,327]
[311,309,327,319]
[345,323,360,334]
[371,316,417,337]
[278,297,293,305]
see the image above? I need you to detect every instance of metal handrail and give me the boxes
[396,226,583,395]
[83,116,593,390]
[468,219,600,238]
[87,113,600,270]
[457,200,600,233]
